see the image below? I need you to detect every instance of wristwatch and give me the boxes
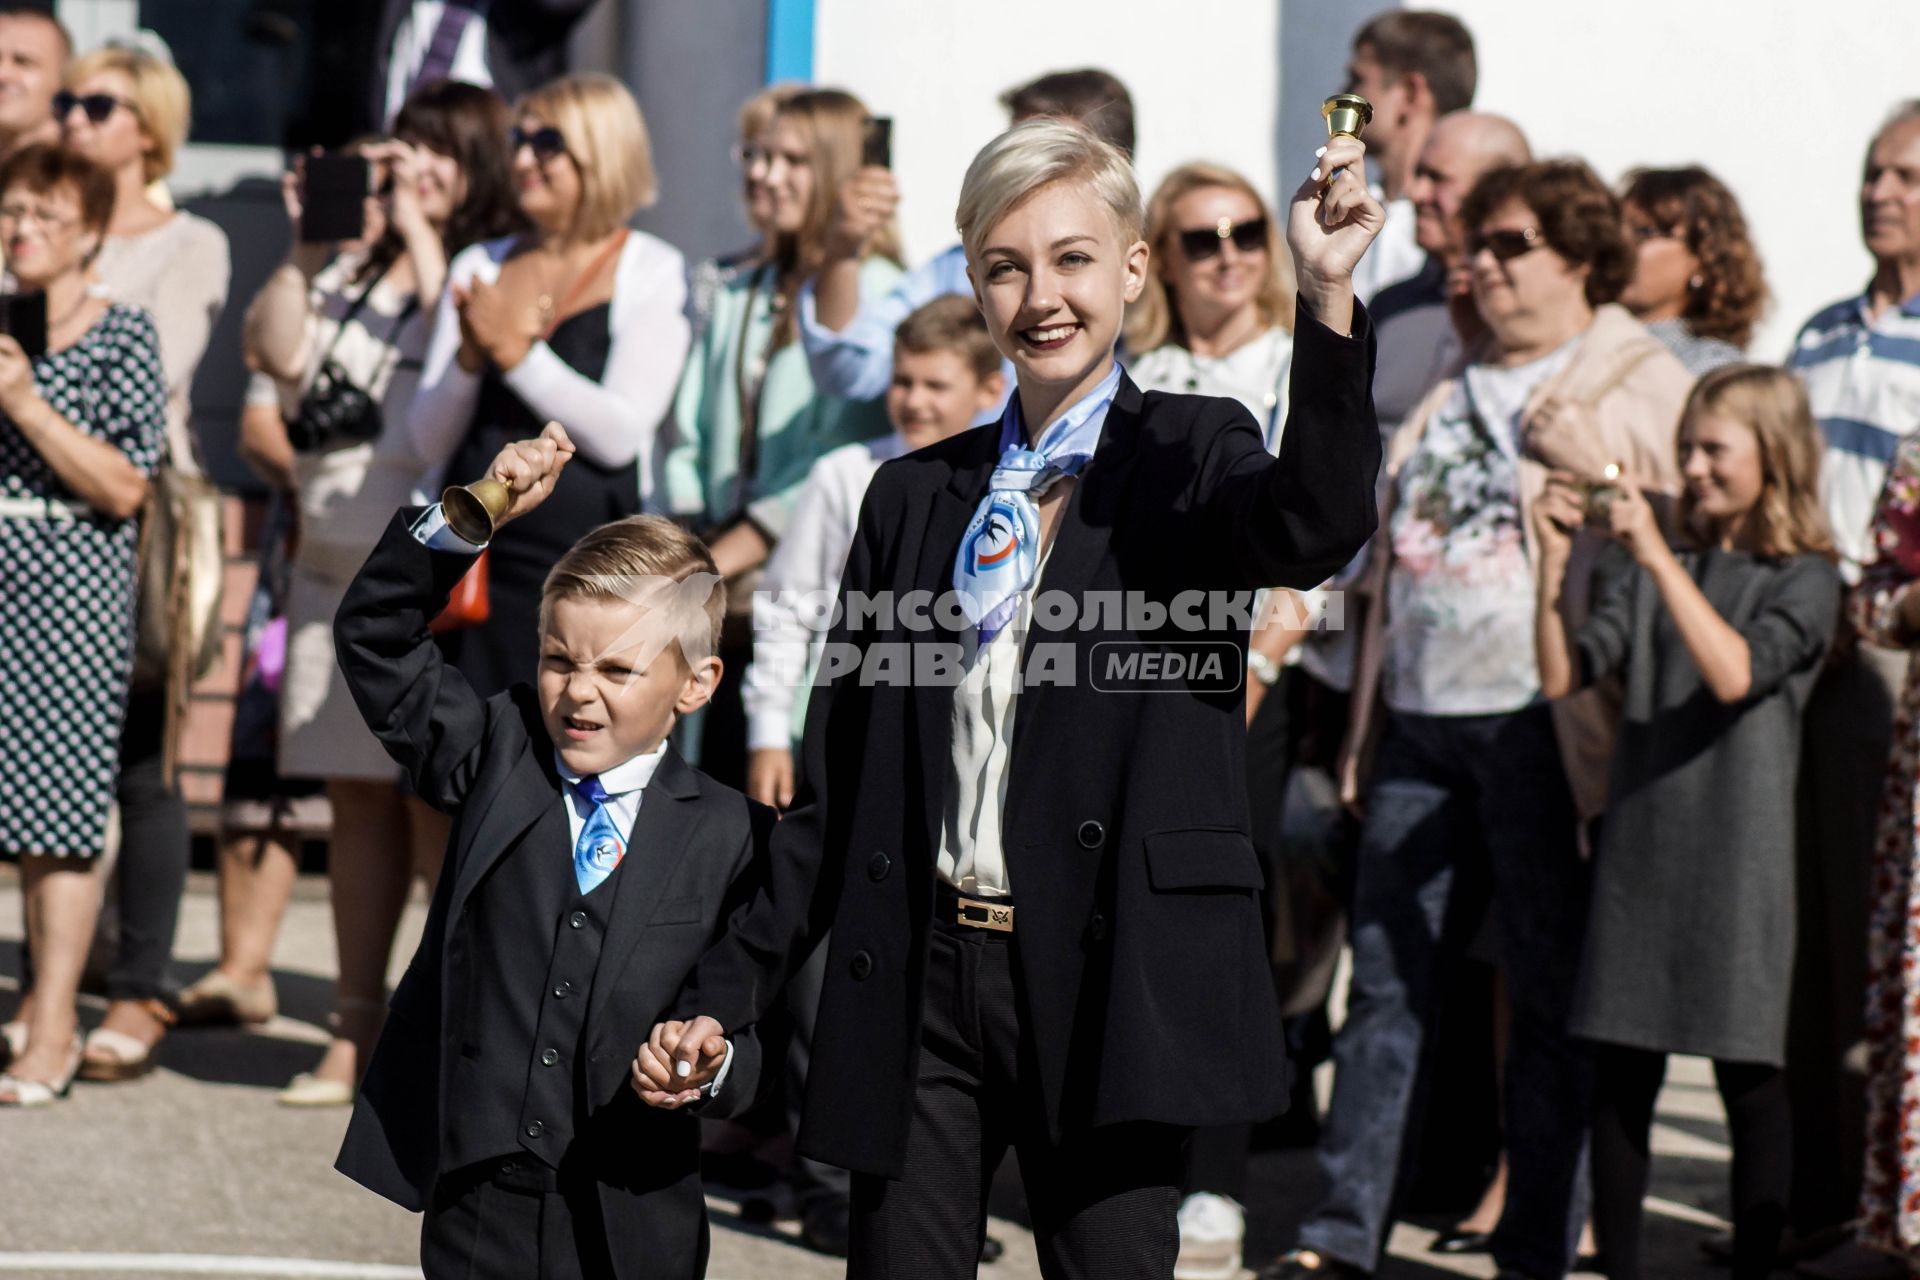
[1247,649,1282,688]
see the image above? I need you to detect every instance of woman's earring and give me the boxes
[1689,273,1705,290]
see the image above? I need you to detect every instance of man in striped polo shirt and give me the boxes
[1780,99,1920,1262]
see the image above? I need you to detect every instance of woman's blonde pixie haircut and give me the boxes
[68,46,190,183]
[518,72,658,241]
[955,118,1143,263]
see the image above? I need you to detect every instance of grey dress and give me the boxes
[1569,546,1840,1065]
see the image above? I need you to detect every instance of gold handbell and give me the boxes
[1322,93,1373,139]
[441,475,510,545]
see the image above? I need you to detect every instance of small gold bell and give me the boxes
[1322,93,1373,139]
[441,476,510,545]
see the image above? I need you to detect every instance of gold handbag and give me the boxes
[131,465,226,781]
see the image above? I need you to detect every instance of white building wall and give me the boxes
[813,0,1920,360]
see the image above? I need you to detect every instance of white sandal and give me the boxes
[0,1036,82,1107]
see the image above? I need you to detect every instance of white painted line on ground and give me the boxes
[0,1254,422,1277]
[1643,1194,1732,1231]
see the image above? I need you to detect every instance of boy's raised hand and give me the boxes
[631,1016,728,1109]
[487,422,576,530]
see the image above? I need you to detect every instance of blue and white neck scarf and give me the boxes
[952,363,1123,643]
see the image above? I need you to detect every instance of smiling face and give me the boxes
[1617,199,1701,321]
[1469,197,1591,349]
[969,179,1146,412]
[539,595,720,775]
[1679,407,1767,528]
[0,179,98,288]
[759,115,814,236]
[399,136,466,228]
[60,68,146,176]
[512,113,582,233]
[0,15,61,141]
[887,345,1003,451]
[1160,184,1267,332]
[1863,118,1920,266]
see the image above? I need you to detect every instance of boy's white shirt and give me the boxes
[409,504,734,1098]
[742,433,910,751]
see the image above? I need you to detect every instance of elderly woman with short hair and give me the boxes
[0,144,168,1106]
[1281,160,1696,1280]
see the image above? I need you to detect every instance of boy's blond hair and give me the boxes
[541,517,726,667]
[954,118,1142,265]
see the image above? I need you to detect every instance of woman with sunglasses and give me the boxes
[0,144,168,1106]
[662,87,901,787]
[1618,167,1768,377]
[207,80,525,1107]
[408,72,690,702]
[1124,159,1307,1277]
[1280,161,1693,1280]
[25,42,231,1086]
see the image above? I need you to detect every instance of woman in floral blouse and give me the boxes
[1851,431,1920,1261]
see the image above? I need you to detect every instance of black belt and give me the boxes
[935,882,1014,934]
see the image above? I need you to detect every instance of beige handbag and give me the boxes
[131,465,225,781]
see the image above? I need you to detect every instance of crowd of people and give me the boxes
[5,3,1920,1280]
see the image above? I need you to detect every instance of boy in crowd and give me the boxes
[331,423,774,1280]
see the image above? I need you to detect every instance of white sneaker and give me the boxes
[1175,1192,1246,1280]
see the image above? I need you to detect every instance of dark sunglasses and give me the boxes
[1624,219,1679,244]
[1176,217,1268,262]
[510,124,568,163]
[1469,225,1546,262]
[54,90,137,125]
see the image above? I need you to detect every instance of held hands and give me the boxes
[454,276,538,373]
[631,1016,728,1109]
[486,422,576,530]
[1286,134,1386,309]
[824,167,899,263]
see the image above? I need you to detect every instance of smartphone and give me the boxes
[0,289,49,359]
[300,152,371,243]
[861,115,892,170]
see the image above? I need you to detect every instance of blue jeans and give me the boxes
[1298,706,1593,1279]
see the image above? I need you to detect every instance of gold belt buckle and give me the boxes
[956,899,1014,932]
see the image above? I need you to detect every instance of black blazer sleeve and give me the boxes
[1191,297,1381,590]
[333,508,493,812]
[669,492,882,1034]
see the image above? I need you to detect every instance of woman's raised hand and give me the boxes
[1287,133,1386,310]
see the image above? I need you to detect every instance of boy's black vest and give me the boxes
[443,805,624,1173]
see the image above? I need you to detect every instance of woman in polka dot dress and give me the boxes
[0,145,167,1106]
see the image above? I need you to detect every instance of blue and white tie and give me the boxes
[572,776,625,895]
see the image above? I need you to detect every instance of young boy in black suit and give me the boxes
[331,425,772,1280]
